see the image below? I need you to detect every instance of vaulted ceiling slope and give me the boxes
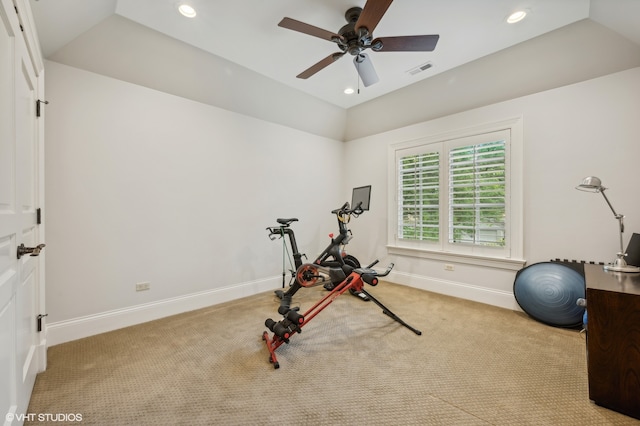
[31,0,640,141]
[346,18,640,140]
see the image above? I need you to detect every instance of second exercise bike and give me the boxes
[266,186,371,306]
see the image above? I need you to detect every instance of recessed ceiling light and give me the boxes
[507,10,528,24]
[178,4,197,18]
[344,87,355,95]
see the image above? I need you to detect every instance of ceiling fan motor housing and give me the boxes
[339,7,372,56]
[344,6,362,23]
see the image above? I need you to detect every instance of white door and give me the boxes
[1,0,45,423]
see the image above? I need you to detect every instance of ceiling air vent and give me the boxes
[407,61,433,76]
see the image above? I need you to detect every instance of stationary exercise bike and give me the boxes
[266,186,372,306]
[262,260,422,369]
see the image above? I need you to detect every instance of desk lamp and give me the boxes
[576,176,640,272]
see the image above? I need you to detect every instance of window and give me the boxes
[448,138,506,247]
[388,118,523,267]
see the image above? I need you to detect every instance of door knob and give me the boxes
[17,243,46,259]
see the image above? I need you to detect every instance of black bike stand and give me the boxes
[360,289,422,335]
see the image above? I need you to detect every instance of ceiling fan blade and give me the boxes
[278,17,344,43]
[355,0,393,34]
[353,53,379,87]
[297,52,346,79]
[372,35,440,52]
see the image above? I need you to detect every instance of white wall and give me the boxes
[344,67,640,308]
[44,59,640,344]
[44,61,346,344]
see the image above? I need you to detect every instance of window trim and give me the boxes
[387,116,525,268]
[386,245,525,271]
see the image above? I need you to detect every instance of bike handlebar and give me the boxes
[358,262,394,286]
[378,263,394,277]
[359,261,394,277]
[331,202,349,215]
[331,201,364,216]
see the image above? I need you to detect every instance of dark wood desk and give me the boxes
[585,264,640,420]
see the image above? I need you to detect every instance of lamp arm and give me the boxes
[600,189,625,254]
[599,189,620,218]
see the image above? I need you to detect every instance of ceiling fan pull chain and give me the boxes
[357,58,361,94]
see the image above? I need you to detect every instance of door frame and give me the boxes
[1,0,46,423]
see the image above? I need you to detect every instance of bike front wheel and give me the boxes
[343,254,360,269]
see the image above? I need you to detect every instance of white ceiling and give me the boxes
[30,0,640,109]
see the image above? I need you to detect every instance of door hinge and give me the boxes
[13,6,23,31]
[36,99,49,117]
[37,314,48,332]
[37,208,41,224]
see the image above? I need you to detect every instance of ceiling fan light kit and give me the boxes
[278,0,439,88]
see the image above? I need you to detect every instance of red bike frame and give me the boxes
[262,262,421,369]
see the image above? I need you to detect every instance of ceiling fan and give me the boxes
[278,0,440,87]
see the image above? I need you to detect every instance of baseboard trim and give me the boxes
[47,272,519,346]
[387,271,520,311]
[46,276,280,346]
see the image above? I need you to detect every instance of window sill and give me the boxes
[387,245,526,271]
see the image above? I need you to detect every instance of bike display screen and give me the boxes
[351,185,371,211]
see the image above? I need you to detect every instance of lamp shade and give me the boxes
[576,176,603,192]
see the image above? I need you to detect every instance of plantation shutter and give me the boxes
[448,139,506,246]
[397,150,440,241]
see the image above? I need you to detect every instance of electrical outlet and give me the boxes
[136,282,151,291]
[444,264,455,271]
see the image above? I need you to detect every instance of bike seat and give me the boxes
[276,218,298,226]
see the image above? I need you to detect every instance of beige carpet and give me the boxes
[27,282,638,425]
